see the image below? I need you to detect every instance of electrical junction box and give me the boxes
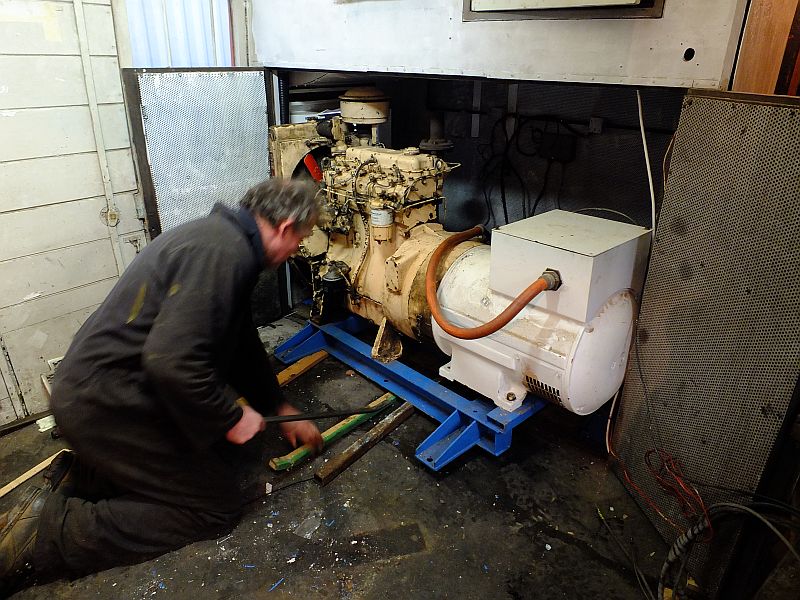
[489,210,651,323]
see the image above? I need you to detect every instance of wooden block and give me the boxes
[268,392,398,471]
[315,402,415,486]
[276,350,328,387]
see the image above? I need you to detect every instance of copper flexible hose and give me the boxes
[425,226,557,341]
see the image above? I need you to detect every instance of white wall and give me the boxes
[251,0,747,89]
[0,0,145,420]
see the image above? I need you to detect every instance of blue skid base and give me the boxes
[274,316,547,471]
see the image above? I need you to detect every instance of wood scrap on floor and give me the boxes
[276,350,328,386]
[0,449,70,499]
[315,401,415,486]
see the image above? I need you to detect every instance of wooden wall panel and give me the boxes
[1,152,105,211]
[2,305,99,412]
[0,149,138,213]
[733,0,799,93]
[91,56,124,102]
[0,196,118,261]
[0,55,123,108]
[0,1,80,55]
[0,106,97,161]
[0,278,115,333]
[0,55,88,108]
[0,0,145,420]
[0,238,118,309]
[98,102,131,149]
[106,147,138,192]
[83,2,117,55]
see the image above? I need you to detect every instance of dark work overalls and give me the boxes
[35,204,283,578]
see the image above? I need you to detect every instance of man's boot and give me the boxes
[0,450,73,595]
[0,485,49,595]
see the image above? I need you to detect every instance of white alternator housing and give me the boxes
[432,210,651,413]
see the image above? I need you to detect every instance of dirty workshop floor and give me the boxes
[1,315,666,599]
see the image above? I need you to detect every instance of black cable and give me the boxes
[658,516,708,600]
[596,507,656,600]
[288,258,313,287]
[671,545,692,600]
[658,502,800,599]
[482,179,496,226]
[515,119,543,157]
[479,154,503,226]
[556,162,566,210]
[480,115,521,225]
[499,158,509,224]
[506,160,529,220]
[242,475,316,506]
[529,159,553,217]
[575,207,639,226]
[687,481,800,519]
[711,502,800,564]
[272,475,316,494]
[296,72,331,87]
[498,116,515,224]
[262,405,386,425]
[633,318,667,450]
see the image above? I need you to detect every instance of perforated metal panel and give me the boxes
[613,91,800,597]
[137,70,269,231]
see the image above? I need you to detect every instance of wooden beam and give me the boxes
[0,449,69,499]
[268,392,398,471]
[0,410,53,438]
[276,350,328,386]
[315,402,415,486]
[733,0,799,93]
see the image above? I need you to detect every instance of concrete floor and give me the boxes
[1,316,667,599]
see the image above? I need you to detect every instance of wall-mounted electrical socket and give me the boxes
[588,116,604,134]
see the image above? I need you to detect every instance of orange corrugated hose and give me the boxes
[425,226,556,341]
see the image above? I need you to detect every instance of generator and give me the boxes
[270,88,650,467]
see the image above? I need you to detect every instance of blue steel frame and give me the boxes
[274,316,548,471]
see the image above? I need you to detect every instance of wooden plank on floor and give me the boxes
[0,449,68,499]
[315,401,415,486]
[276,350,328,386]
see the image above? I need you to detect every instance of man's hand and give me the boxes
[277,402,323,452]
[226,404,266,444]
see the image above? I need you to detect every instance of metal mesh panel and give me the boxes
[138,71,269,231]
[612,92,800,597]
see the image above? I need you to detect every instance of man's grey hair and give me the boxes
[239,178,320,231]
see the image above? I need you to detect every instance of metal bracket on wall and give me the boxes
[472,81,482,138]
[506,83,518,138]
[274,316,547,471]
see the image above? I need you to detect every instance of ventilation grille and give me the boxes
[525,375,562,406]
[138,70,270,232]
[612,91,800,598]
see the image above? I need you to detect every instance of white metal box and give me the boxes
[489,210,650,323]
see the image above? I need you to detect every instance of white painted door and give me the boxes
[0,0,146,421]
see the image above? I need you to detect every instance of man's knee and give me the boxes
[190,506,241,540]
